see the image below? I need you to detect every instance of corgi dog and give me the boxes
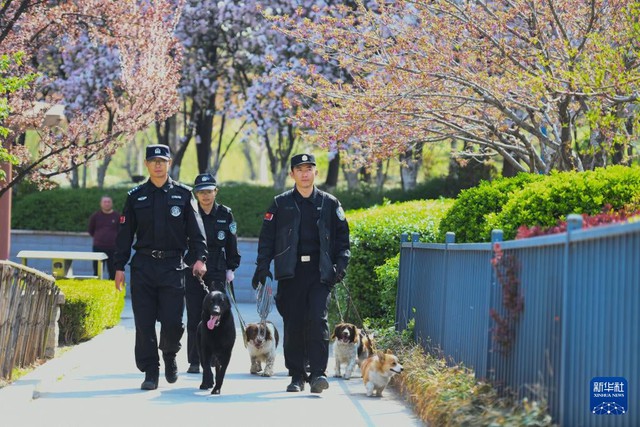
[360,349,403,397]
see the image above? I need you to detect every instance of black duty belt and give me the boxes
[136,248,183,259]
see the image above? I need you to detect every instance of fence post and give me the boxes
[440,232,455,347]
[397,233,411,331]
[487,229,504,382]
[559,214,582,425]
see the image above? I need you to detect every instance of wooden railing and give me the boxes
[0,260,64,380]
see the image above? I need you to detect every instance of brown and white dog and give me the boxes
[331,322,374,379]
[360,349,403,397]
[245,321,279,377]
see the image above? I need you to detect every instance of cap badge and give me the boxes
[155,148,161,154]
[302,155,308,161]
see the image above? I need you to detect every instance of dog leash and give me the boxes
[199,276,249,347]
[334,279,375,349]
[224,279,248,347]
[255,277,274,342]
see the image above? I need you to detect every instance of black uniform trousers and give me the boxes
[185,268,225,366]
[275,255,331,379]
[130,254,186,373]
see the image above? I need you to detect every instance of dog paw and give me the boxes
[334,373,342,378]
[211,388,221,395]
[199,383,212,390]
[261,371,273,377]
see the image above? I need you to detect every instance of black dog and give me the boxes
[197,289,236,394]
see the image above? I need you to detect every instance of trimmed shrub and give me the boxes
[12,188,128,232]
[57,279,125,345]
[489,165,640,239]
[339,199,453,322]
[437,173,544,243]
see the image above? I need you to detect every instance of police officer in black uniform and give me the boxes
[114,144,208,391]
[252,153,350,393]
[184,173,241,374]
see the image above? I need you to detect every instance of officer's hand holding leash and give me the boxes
[192,259,207,278]
[251,269,272,290]
[226,269,235,283]
[115,270,126,292]
[335,258,348,283]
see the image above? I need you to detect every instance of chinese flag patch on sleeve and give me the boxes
[120,215,126,224]
[264,212,274,221]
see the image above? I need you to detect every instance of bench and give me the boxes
[17,250,108,279]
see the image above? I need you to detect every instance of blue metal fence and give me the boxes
[396,216,640,426]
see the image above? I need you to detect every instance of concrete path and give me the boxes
[0,296,424,427]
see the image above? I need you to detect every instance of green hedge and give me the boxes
[336,199,453,323]
[56,279,125,345]
[437,173,544,243]
[488,165,640,239]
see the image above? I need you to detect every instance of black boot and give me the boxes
[164,355,178,383]
[141,370,159,390]
[310,375,329,394]
[286,374,305,392]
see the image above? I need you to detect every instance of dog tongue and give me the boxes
[207,315,219,330]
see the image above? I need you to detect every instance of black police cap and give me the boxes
[193,173,217,191]
[290,153,316,170]
[146,144,171,160]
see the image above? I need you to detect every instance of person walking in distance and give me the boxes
[184,173,241,374]
[252,153,350,393]
[113,144,208,391]
[88,195,120,280]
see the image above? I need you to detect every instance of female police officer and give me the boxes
[184,173,241,374]
[114,144,207,390]
[252,153,350,393]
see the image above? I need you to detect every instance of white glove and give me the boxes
[226,269,235,283]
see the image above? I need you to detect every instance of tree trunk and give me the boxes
[195,108,214,174]
[96,155,112,188]
[323,151,340,191]
[342,167,359,190]
[399,142,424,191]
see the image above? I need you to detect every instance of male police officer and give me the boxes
[252,153,350,393]
[114,144,208,390]
[184,173,241,374]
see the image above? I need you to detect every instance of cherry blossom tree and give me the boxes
[274,0,640,174]
[0,0,185,196]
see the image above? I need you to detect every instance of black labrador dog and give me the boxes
[197,288,236,394]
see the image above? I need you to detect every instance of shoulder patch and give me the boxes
[127,184,143,196]
[229,221,237,235]
[264,212,274,221]
[173,181,193,192]
[336,206,346,221]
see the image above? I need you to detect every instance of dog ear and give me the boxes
[330,325,338,340]
[385,349,393,355]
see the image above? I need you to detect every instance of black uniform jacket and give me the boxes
[256,186,350,285]
[184,202,241,272]
[113,178,207,270]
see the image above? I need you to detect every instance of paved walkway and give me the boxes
[0,296,424,427]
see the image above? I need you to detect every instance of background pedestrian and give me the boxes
[88,195,119,279]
